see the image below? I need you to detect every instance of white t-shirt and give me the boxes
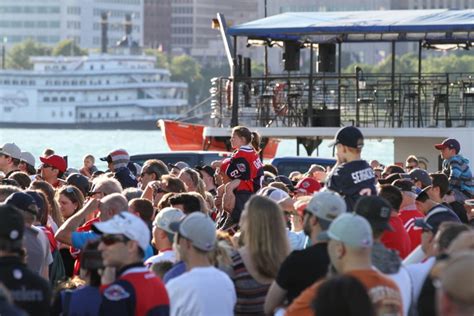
[145,250,176,268]
[166,266,236,316]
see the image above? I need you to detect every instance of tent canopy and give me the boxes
[228,9,474,43]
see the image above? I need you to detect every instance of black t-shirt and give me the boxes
[326,160,376,211]
[0,256,51,316]
[275,243,329,303]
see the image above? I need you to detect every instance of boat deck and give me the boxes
[210,72,474,129]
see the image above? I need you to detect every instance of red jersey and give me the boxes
[227,145,263,192]
[398,206,424,252]
[381,215,412,259]
[100,264,169,316]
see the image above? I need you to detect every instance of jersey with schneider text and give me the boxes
[326,160,376,212]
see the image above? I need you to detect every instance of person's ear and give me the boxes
[335,241,345,259]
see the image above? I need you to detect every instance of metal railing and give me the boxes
[210,72,474,128]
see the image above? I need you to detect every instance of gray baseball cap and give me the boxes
[409,168,432,188]
[306,190,346,229]
[169,212,216,252]
[153,207,184,234]
[20,151,35,167]
[318,213,373,248]
[0,143,21,160]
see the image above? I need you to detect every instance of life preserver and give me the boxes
[226,79,233,109]
[272,82,288,115]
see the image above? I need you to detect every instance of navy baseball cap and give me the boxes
[414,209,460,234]
[328,126,364,149]
[434,138,460,154]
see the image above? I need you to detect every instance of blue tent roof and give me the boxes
[228,10,474,43]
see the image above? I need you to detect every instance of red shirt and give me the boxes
[381,214,412,259]
[398,206,424,252]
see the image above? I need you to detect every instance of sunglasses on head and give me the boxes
[100,234,130,246]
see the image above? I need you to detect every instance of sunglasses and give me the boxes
[88,191,103,197]
[405,165,415,170]
[100,234,130,246]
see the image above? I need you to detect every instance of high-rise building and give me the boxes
[0,0,144,49]
[143,0,172,52]
[169,0,259,64]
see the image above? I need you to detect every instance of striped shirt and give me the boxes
[231,251,271,315]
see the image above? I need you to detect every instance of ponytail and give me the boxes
[251,132,261,153]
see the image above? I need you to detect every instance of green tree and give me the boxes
[170,55,203,103]
[144,48,169,69]
[6,39,51,69]
[52,39,88,56]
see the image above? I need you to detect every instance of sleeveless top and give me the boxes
[231,251,271,315]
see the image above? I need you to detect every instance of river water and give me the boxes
[0,128,394,170]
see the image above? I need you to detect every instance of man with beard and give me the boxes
[264,191,346,314]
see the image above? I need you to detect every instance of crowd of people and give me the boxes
[0,125,473,316]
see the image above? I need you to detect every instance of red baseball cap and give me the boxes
[40,155,67,173]
[295,177,321,195]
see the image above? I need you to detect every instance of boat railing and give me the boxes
[210,72,474,128]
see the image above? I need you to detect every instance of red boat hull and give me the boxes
[159,120,279,159]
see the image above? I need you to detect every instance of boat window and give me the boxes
[21,80,26,85]
[69,111,73,117]
[12,80,18,85]
[98,113,102,118]
[52,97,58,102]
[52,111,56,117]
[43,97,50,102]
[115,112,119,117]
[54,80,60,85]
[90,65,94,70]
[4,107,12,113]
[63,81,69,86]
[115,96,118,101]
[4,80,10,85]
[80,80,86,85]
[69,97,75,102]
[60,97,66,102]
[72,80,77,85]
[29,80,35,85]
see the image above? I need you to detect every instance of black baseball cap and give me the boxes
[0,204,25,242]
[195,165,215,179]
[328,126,364,149]
[66,173,90,197]
[354,196,393,232]
[414,209,460,234]
[274,175,295,191]
[4,192,38,215]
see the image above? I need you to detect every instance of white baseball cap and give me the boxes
[93,212,150,252]
[153,207,184,234]
[0,143,21,160]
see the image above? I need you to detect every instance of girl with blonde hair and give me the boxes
[230,195,290,315]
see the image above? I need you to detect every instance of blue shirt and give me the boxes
[71,231,154,260]
[163,261,186,284]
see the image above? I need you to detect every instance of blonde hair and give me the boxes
[242,195,290,279]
